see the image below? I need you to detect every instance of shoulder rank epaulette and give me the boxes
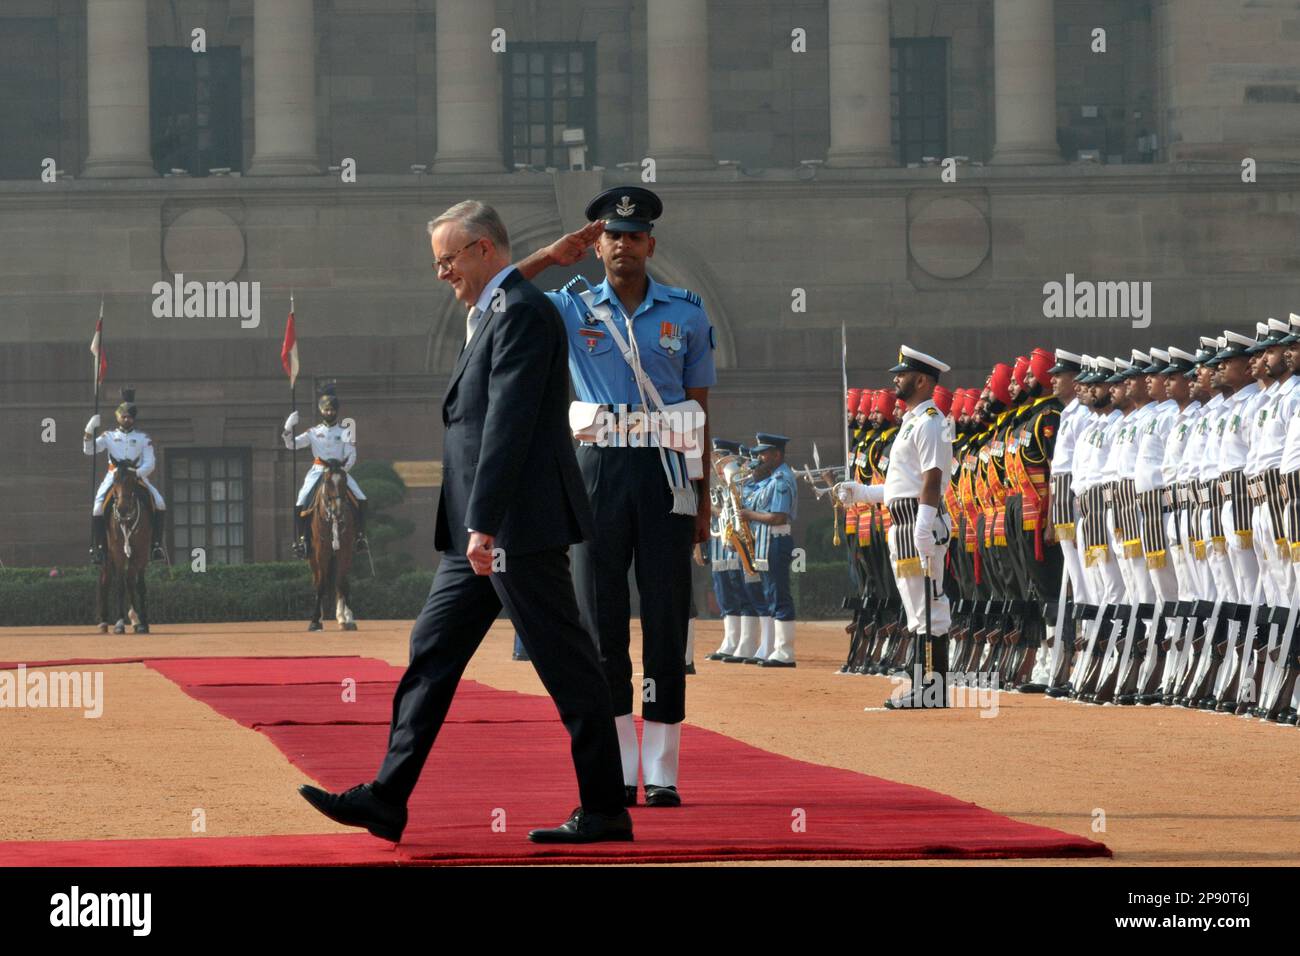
[667,287,702,308]
[926,407,938,417]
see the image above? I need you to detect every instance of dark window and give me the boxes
[502,42,596,169]
[891,39,948,166]
[0,18,59,180]
[166,449,251,565]
[149,47,242,176]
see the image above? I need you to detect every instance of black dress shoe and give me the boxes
[511,652,530,662]
[623,785,638,807]
[1046,684,1072,698]
[1018,682,1048,694]
[759,659,796,668]
[743,657,764,665]
[706,652,728,661]
[685,662,696,675]
[528,807,634,843]
[644,785,682,807]
[298,782,407,842]
[720,655,746,663]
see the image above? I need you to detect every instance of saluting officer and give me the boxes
[516,186,716,808]
[836,346,955,710]
[83,387,168,562]
[283,384,369,557]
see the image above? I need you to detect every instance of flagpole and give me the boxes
[90,297,103,557]
[290,292,297,557]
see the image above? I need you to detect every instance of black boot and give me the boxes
[151,509,167,560]
[293,509,309,558]
[90,515,107,564]
[355,499,369,553]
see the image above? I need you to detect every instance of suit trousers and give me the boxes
[375,549,625,815]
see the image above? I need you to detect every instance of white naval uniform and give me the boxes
[1038,396,1089,686]
[1210,383,1263,699]
[1238,376,1300,708]
[1050,397,1090,605]
[1155,398,1204,695]
[1276,384,1300,712]
[84,428,166,515]
[286,423,367,506]
[1131,398,1180,689]
[1066,408,1127,690]
[1178,393,1234,697]
[881,399,954,637]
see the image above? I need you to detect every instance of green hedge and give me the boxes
[0,556,859,626]
[0,562,432,626]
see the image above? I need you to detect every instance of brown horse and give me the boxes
[306,460,358,631]
[97,456,153,634]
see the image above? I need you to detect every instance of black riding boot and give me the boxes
[293,509,310,558]
[355,499,369,552]
[295,509,312,561]
[151,509,167,560]
[90,515,107,564]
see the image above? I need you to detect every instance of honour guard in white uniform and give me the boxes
[283,385,368,557]
[83,388,167,562]
[835,346,955,710]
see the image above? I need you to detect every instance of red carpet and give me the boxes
[1,655,1110,865]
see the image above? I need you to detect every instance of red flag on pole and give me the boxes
[89,302,107,387]
[281,302,299,388]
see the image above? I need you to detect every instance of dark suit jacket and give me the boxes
[435,268,596,556]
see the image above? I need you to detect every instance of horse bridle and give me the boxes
[317,464,348,552]
[110,459,143,558]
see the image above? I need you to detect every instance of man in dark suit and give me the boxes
[298,201,632,844]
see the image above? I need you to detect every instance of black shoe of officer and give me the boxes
[644,785,681,808]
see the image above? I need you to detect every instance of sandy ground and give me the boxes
[1,619,1297,866]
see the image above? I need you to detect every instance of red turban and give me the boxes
[987,363,1013,406]
[1012,355,1030,388]
[1029,347,1054,386]
[932,384,953,417]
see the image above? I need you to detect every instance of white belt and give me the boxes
[771,525,792,536]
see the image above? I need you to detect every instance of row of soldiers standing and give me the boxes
[702,433,801,667]
[840,315,1300,722]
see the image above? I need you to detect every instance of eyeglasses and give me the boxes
[431,238,482,274]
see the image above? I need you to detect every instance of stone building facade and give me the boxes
[1,0,1299,569]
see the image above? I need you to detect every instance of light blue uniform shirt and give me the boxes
[764,462,798,523]
[545,275,717,405]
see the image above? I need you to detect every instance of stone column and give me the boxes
[825,0,894,167]
[991,0,1062,164]
[83,0,156,178]
[433,0,502,173]
[248,0,319,175]
[646,0,713,169]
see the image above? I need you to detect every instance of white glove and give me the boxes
[914,503,938,565]
[834,481,868,505]
[84,414,101,433]
[283,411,299,432]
